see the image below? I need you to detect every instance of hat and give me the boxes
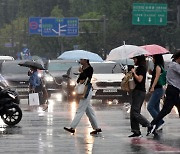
[171,51,180,61]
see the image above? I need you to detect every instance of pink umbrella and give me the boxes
[140,44,169,56]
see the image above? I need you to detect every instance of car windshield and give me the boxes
[70,66,80,77]
[48,61,78,71]
[1,62,29,75]
[92,63,123,74]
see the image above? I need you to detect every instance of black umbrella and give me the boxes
[18,60,45,70]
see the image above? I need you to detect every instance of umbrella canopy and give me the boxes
[140,44,169,55]
[57,50,103,62]
[18,60,45,70]
[107,45,150,60]
[163,53,173,62]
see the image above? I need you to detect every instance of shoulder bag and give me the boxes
[74,78,89,95]
[121,71,135,92]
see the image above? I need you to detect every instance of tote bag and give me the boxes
[74,78,88,95]
[29,93,40,106]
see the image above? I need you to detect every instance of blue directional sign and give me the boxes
[29,17,41,35]
[41,17,79,37]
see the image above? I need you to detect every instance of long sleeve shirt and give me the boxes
[166,61,180,90]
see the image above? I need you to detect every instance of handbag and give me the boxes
[29,93,40,106]
[157,66,167,86]
[129,77,136,90]
[74,78,88,95]
[121,71,135,91]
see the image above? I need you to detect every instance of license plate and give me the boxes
[103,89,117,92]
[16,88,29,92]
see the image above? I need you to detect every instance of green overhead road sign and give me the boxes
[132,3,167,25]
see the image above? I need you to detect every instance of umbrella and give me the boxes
[57,50,103,62]
[18,60,45,70]
[162,53,173,62]
[117,59,134,65]
[140,44,169,55]
[107,45,150,60]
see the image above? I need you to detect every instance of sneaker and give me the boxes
[156,122,165,131]
[90,128,102,135]
[128,133,142,138]
[64,127,75,134]
[42,104,48,111]
[146,125,156,136]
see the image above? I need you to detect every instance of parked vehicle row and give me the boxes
[0,58,153,104]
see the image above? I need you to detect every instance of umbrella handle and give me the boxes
[29,89,35,93]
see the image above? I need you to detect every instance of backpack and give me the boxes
[121,71,135,92]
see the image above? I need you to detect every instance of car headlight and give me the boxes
[70,80,76,86]
[45,75,54,82]
[92,77,97,82]
[38,73,42,78]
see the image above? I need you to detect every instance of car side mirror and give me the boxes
[62,74,70,78]
[73,73,80,75]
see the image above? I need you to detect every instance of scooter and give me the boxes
[0,86,22,126]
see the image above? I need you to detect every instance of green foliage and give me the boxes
[51,6,64,17]
[0,0,179,59]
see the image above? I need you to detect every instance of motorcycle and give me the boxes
[0,86,22,126]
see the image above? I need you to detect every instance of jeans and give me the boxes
[130,89,150,134]
[147,88,164,127]
[151,85,180,125]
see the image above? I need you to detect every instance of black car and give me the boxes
[44,59,79,97]
[0,60,44,99]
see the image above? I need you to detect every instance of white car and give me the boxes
[91,61,130,103]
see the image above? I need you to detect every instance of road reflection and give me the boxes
[85,127,95,154]
[47,99,55,113]
[69,101,95,154]
[70,101,77,120]
[0,122,22,135]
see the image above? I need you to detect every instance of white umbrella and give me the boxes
[57,50,103,62]
[163,53,173,62]
[107,45,150,60]
[163,53,173,71]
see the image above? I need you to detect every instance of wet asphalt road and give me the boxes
[0,96,180,154]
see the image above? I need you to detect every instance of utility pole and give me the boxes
[177,2,180,27]
[79,15,108,56]
[102,15,107,57]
